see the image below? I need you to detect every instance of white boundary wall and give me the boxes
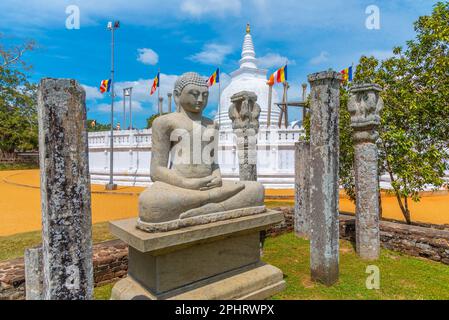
[88,128,449,189]
[88,127,304,189]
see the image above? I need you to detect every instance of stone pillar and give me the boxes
[37,78,93,300]
[228,91,261,181]
[167,93,173,113]
[308,71,342,286]
[158,97,164,115]
[294,140,310,238]
[348,84,383,260]
[24,247,43,300]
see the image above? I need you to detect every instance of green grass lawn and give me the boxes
[92,232,449,300]
[0,201,288,262]
[0,222,115,261]
[0,163,39,171]
[3,214,449,300]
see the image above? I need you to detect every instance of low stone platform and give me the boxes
[109,210,286,300]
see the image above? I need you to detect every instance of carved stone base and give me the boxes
[136,206,266,233]
[109,210,285,300]
[111,263,285,300]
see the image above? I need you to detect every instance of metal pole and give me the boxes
[167,93,172,113]
[106,25,116,190]
[122,89,126,130]
[302,83,307,122]
[284,81,289,128]
[267,85,272,128]
[218,80,221,129]
[129,88,133,130]
[106,21,119,190]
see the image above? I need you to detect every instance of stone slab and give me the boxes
[137,206,266,232]
[128,232,260,294]
[111,263,285,300]
[109,210,284,253]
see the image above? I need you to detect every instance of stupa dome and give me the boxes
[215,24,280,128]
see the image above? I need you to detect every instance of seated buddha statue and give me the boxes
[137,72,265,230]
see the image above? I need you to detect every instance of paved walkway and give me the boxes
[1,170,448,236]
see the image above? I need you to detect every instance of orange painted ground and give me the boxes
[1,170,448,236]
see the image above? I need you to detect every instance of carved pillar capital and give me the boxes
[348,83,383,143]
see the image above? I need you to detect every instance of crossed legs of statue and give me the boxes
[139,180,265,223]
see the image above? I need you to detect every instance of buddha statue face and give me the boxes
[173,72,209,114]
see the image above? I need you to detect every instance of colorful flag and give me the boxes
[267,65,287,86]
[207,68,220,87]
[150,72,160,96]
[340,66,353,83]
[100,79,111,93]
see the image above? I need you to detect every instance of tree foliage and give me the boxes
[0,66,37,155]
[87,119,111,132]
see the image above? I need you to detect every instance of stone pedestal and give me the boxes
[110,211,285,300]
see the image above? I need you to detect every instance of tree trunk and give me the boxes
[387,169,412,224]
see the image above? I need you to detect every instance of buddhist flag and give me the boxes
[99,79,111,93]
[150,72,160,96]
[267,65,287,86]
[207,68,220,87]
[340,66,353,83]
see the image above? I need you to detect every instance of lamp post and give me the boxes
[124,87,133,129]
[105,20,120,191]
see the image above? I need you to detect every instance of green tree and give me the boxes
[87,119,110,132]
[0,67,37,155]
[146,113,167,129]
[341,2,449,223]
[0,36,37,157]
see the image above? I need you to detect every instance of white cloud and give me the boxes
[81,84,103,100]
[180,0,241,17]
[189,43,233,65]
[258,53,295,69]
[137,48,159,65]
[309,51,329,65]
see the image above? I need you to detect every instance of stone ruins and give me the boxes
[25,78,93,300]
[23,69,386,299]
[348,83,383,260]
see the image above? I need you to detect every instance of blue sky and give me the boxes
[0,0,440,128]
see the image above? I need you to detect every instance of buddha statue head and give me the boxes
[173,72,209,114]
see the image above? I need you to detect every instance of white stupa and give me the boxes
[215,24,280,128]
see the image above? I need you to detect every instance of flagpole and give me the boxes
[106,20,119,190]
[218,74,221,130]
[158,69,161,115]
[267,84,272,128]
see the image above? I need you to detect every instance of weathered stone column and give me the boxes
[158,97,164,115]
[167,93,173,113]
[24,247,43,300]
[294,140,310,238]
[228,91,261,181]
[348,84,383,260]
[37,78,93,300]
[308,71,342,286]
